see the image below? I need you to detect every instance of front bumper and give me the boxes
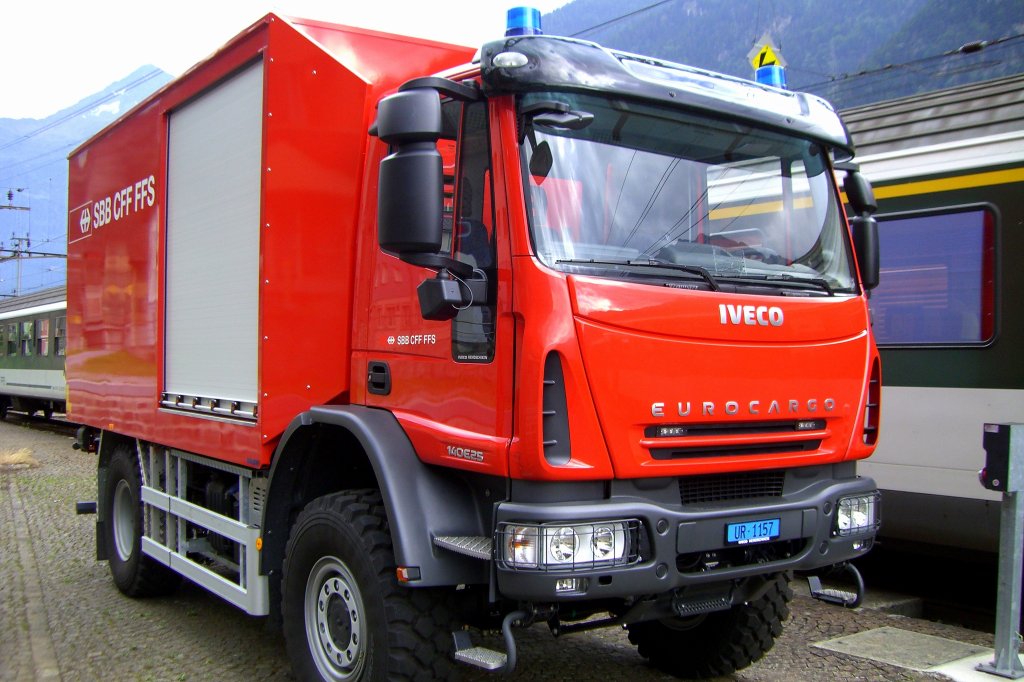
[494,466,878,602]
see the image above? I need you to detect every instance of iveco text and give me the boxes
[719,304,784,327]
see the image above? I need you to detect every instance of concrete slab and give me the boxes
[814,626,990,671]
[933,651,1024,682]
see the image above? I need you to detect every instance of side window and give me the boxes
[438,101,460,254]
[450,100,497,363]
[20,321,34,356]
[0,326,5,357]
[37,318,50,357]
[871,207,995,345]
[5,323,16,355]
[55,316,67,356]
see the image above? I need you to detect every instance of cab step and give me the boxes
[451,610,527,674]
[807,563,865,608]
[452,631,507,671]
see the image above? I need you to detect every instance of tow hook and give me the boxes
[452,609,529,674]
[807,562,865,608]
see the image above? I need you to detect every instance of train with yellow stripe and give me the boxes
[842,74,1024,552]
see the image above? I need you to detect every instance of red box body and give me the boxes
[66,15,474,468]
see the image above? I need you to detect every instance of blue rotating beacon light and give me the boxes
[506,6,543,36]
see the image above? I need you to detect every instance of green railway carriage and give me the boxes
[0,286,67,419]
[842,74,1024,552]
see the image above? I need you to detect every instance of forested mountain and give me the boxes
[543,0,1023,108]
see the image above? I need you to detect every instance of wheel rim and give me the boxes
[305,555,367,680]
[112,479,135,561]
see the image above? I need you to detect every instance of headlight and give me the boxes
[499,520,640,570]
[505,526,539,568]
[592,525,616,561]
[549,527,578,562]
[834,493,881,536]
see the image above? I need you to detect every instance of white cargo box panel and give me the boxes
[163,62,263,419]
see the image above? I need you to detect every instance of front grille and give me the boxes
[676,538,805,574]
[679,469,786,504]
[645,419,825,438]
[652,439,820,460]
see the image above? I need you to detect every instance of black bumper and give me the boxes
[494,471,878,602]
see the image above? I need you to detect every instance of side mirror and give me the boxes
[843,171,877,217]
[373,84,486,321]
[375,89,445,255]
[850,215,880,291]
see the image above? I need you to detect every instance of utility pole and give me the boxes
[0,189,67,297]
[0,237,67,297]
[1,188,29,212]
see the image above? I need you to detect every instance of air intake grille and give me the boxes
[679,470,786,504]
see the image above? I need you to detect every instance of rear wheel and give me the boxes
[627,573,792,678]
[282,490,454,681]
[101,444,180,596]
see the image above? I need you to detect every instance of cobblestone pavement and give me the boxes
[0,418,995,682]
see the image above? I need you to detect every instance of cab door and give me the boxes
[361,98,514,477]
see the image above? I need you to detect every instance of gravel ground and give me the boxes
[0,417,995,681]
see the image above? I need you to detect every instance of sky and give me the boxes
[1,0,570,120]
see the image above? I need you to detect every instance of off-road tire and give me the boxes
[102,445,181,597]
[627,572,792,679]
[282,490,455,681]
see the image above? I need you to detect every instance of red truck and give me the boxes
[67,9,882,680]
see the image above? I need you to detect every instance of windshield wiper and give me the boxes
[717,273,834,296]
[555,258,720,291]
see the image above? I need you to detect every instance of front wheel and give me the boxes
[627,572,792,679]
[282,490,454,681]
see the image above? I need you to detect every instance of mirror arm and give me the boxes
[399,77,481,102]
[400,252,474,279]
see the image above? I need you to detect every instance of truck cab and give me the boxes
[342,26,881,678]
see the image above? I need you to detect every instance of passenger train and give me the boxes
[843,74,1024,552]
[0,286,67,419]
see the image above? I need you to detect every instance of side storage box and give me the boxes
[66,14,474,467]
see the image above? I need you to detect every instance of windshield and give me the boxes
[519,92,857,294]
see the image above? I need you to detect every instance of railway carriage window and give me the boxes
[5,324,15,355]
[0,328,4,357]
[871,207,995,345]
[55,316,67,356]
[20,321,34,356]
[36,318,50,356]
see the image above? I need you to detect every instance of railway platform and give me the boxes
[1,416,1016,682]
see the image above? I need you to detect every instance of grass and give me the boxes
[0,448,39,469]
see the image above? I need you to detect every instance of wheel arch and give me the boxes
[261,405,488,590]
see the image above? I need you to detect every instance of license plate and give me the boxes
[726,518,780,545]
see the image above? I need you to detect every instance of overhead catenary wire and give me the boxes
[568,0,677,38]
[795,33,1024,91]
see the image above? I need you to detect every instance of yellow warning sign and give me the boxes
[747,33,787,70]
[752,44,780,69]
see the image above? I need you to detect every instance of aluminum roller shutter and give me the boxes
[165,62,263,407]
